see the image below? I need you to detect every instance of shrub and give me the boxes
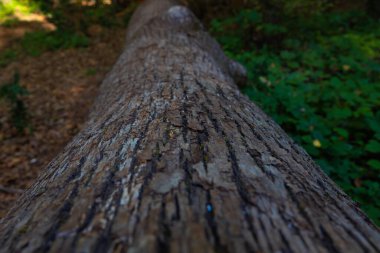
[0,50,18,68]
[0,72,29,133]
[21,30,89,57]
[211,9,380,224]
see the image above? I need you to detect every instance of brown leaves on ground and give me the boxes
[0,27,125,218]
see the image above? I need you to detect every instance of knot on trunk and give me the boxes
[167,5,195,25]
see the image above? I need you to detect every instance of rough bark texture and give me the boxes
[0,0,379,252]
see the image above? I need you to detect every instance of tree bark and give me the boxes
[0,0,379,252]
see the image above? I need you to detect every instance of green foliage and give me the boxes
[211,9,380,224]
[0,1,140,69]
[1,17,21,27]
[0,72,29,133]
[81,5,119,28]
[0,31,89,68]
[44,1,138,32]
[85,67,97,76]
[0,49,18,68]
[20,30,89,57]
[275,0,331,16]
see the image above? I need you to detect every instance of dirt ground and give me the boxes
[0,22,126,218]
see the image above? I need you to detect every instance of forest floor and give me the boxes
[0,19,125,218]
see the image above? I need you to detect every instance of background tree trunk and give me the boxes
[0,0,379,252]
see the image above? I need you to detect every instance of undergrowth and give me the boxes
[0,1,138,65]
[211,8,380,224]
[20,30,89,57]
[0,72,29,133]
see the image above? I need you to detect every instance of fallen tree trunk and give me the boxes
[0,0,379,252]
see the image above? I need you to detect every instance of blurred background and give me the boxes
[0,0,379,225]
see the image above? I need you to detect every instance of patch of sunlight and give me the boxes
[0,0,40,24]
[79,0,112,7]
[0,0,56,30]
[313,139,322,148]
[13,12,43,22]
[14,12,56,31]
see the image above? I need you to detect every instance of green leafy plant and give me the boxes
[0,72,30,133]
[85,67,97,76]
[43,1,138,33]
[21,30,89,57]
[211,8,380,224]
[0,49,18,68]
